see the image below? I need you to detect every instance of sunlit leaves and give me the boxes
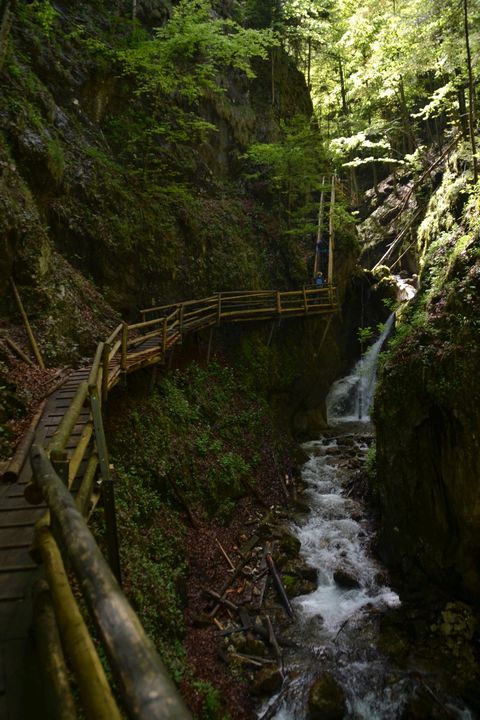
[119,0,278,103]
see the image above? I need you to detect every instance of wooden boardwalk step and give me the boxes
[0,594,24,602]
[0,542,31,550]
[0,565,38,574]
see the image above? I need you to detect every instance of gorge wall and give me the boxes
[373,152,480,601]
[0,0,380,442]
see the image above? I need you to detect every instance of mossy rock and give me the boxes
[253,666,283,696]
[275,527,301,557]
[282,573,316,598]
[308,673,346,720]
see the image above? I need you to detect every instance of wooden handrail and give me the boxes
[23,282,338,718]
[49,382,89,459]
[106,323,123,345]
[30,445,192,720]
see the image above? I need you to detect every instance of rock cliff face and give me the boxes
[0,1,371,435]
[0,1,312,320]
[373,155,480,600]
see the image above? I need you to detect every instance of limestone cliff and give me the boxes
[0,0,370,443]
[373,149,480,600]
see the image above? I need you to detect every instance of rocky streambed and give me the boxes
[257,427,478,720]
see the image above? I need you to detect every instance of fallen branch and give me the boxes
[204,589,238,614]
[209,554,251,618]
[2,399,46,483]
[2,336,35,366]
[266,553,294,618]
[230,653,276,667]
[266,614,283,670]
[215,538,235,571]
[10,278,45,369]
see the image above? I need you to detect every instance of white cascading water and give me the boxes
[326,313,395,425]
[262,312,473,720]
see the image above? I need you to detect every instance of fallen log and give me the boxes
[215,538,235,571]
[2,399,46,483]
[204,589,238,613]
[266,553,294,618]
[209,554,251,618]
[2,336,35,366]
[266,614,283,670]
[10,278,45,369]
[253,544,270,611]
[230,653,276,668]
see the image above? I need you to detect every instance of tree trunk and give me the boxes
[338,56,348,116]
[463,0,478,182]
[307,37,312,91]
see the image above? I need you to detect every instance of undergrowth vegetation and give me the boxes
[97,361,293,695]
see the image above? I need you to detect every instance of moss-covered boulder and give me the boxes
[308,673,346,720]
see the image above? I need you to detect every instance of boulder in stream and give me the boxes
[333,568,361,589]
[252,666,283,696]
[308,672,347,720]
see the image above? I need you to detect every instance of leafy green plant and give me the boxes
[47,137,65,182]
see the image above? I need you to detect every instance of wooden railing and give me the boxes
[29,338,191,719]
[27,285,337,719]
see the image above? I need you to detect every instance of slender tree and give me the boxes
[463,0,478,182]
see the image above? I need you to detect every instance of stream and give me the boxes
[260,317,474,720]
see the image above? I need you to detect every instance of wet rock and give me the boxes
[375,570,389,585]
[282,574,316,598]
[401,686,457,719]
[298,566,318,584]
[377,622,410,666]
[275,527,301,557]
[325,447,340,455]
[244,635,265,657]
[294,498,311,513]
[333,568,361,589]
[308,673,346,720]
[252,666,283,696]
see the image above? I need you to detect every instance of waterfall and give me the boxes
[326,314,395,425]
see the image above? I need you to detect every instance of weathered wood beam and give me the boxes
[36,523,122,720]
[30,444,192,720]
[33,579,78,720]
[2,399,46,483]
[10,278,45,369]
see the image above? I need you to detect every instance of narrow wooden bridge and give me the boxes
[0,286,337,719]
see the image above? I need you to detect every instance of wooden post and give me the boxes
[120,322,128,376]
[75,453,98,518]
[217,293,222,325]
[30,445,192,720]
[178,304,184,342]
[51,450,69,487]
[36,524,122,720]
[276,291,281,315]
[328,174,336,285]
[102,343,110,405]
[89,385,122,586]
[10,278,45,369]
[149,365,158,392]
[267,322,275,347]
[162,316,167,361]
[303,287,308,314]
[33,580,78,720]
[207,327,214,364]
[314,177,325,278]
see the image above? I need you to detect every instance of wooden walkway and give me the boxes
[0,286,337,718]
